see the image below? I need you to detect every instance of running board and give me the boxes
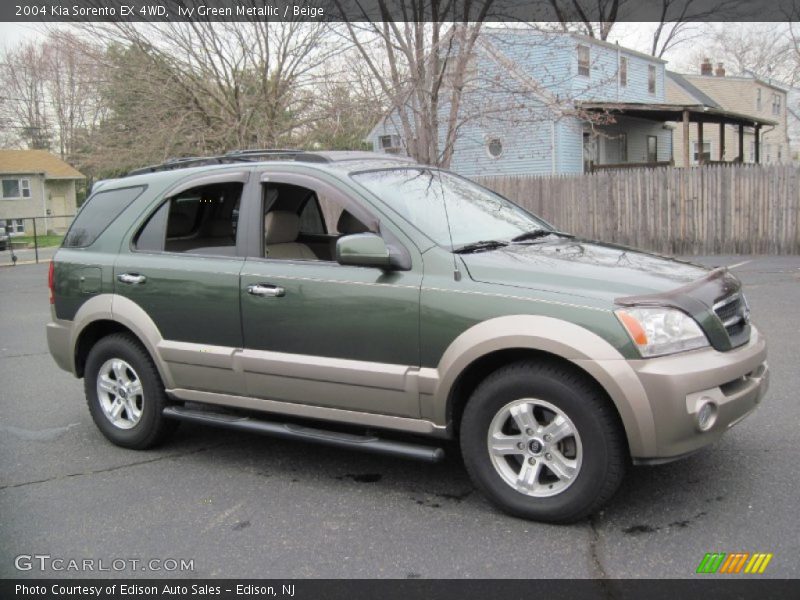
[162,405,445,463]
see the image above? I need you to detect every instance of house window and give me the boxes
[577,45,590,77]
[487,138,504,158]
[750,141,756,162]
[772,93,782,116]
[0,219,25,234]
[756,88,762,111]
[618,134,628,162]
[693,141,711,164]
[646,136,658,162]
[619,57,628,87]
[648,65,656,94]
[1,178,31,199]
[379,134,399,149]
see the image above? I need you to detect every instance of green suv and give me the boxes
[47,151,768,523]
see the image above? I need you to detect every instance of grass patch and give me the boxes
[11,234,64,248]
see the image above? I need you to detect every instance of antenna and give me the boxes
[435,170,462,282]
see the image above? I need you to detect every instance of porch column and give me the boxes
[719,122,725,161]
[755,125,761,163]
[697,120,704,165]
[738,124,744,162]
[682,110,690,167]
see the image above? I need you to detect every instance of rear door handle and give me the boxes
[117,273,146,285]
[247,284,285,298]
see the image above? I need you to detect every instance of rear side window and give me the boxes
[135,182,242,256]
[63,186,145,248]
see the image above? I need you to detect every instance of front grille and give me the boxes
[713,293,750,346]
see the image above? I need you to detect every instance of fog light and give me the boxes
[696,400,718,431]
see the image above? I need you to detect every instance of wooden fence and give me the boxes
[475,164,800,255]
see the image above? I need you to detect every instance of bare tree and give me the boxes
[549,0,750,58]
[337,0,496,167]
[42,32,105,160]
[680,23,797,86]
[548,0,626,41]
[0,41,53,150]
[78,15,338,155]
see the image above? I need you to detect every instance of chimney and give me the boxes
[715,62,726,77]
[700,57,713,76]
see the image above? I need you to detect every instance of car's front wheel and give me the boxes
[460,360,627,523]
[84,333,177,449]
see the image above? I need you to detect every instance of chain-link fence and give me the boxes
[0,215,74,267]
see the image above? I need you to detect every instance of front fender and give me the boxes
[426,315,657,457]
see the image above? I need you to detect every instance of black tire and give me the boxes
[84,333,178,449]
[460,360,627,523]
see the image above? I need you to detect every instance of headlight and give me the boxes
[615,307,709,358]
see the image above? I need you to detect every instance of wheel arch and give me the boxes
[431,315,657,457]
[70,294,174,388]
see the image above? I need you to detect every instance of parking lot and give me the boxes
[1,255,798,579]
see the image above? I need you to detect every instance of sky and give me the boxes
[0,20,784,77]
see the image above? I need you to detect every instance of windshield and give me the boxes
[350,168,550,250]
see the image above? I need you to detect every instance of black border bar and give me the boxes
[3,579,800,600]
[2,0,798,22]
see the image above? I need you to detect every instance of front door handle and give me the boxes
[117,273,146,285]
[247,284,285,298]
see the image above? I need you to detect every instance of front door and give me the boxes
[238,172,423,417]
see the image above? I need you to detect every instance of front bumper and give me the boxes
[628,326,768,462]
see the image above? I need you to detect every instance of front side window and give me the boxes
[2,178,30,199]
[351,168,549,249]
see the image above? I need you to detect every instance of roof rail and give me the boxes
[224,148,306,157]
[126,155,249,177]
[125,150,303,177]
[126,149,408,177]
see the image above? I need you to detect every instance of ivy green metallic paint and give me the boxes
[48,157,769,462]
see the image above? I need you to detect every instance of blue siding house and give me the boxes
[367,29,674,176]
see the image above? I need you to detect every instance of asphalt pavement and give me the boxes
[1,255,798,579]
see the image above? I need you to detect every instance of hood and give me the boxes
[460,238,710,305]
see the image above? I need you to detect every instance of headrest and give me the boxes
[337,210,370,235]
[265,211,301,245]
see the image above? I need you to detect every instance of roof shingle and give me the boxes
[0,150,85,179]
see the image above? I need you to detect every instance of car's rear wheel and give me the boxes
[85,333,177,449]
[460,360,627,523]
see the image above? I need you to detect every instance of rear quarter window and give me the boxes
[63,186,146,248]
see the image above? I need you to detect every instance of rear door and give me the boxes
[113,170,254,395]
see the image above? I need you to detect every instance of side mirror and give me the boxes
[336,233,394,269]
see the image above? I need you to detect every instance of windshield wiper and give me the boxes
[511,230,574,243]
[452,240,509,254]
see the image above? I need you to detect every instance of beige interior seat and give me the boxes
[264,211,317,260]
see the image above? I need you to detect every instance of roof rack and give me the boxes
[224,148,305,157]
[125,149,412,177]
[126,155,249,177]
